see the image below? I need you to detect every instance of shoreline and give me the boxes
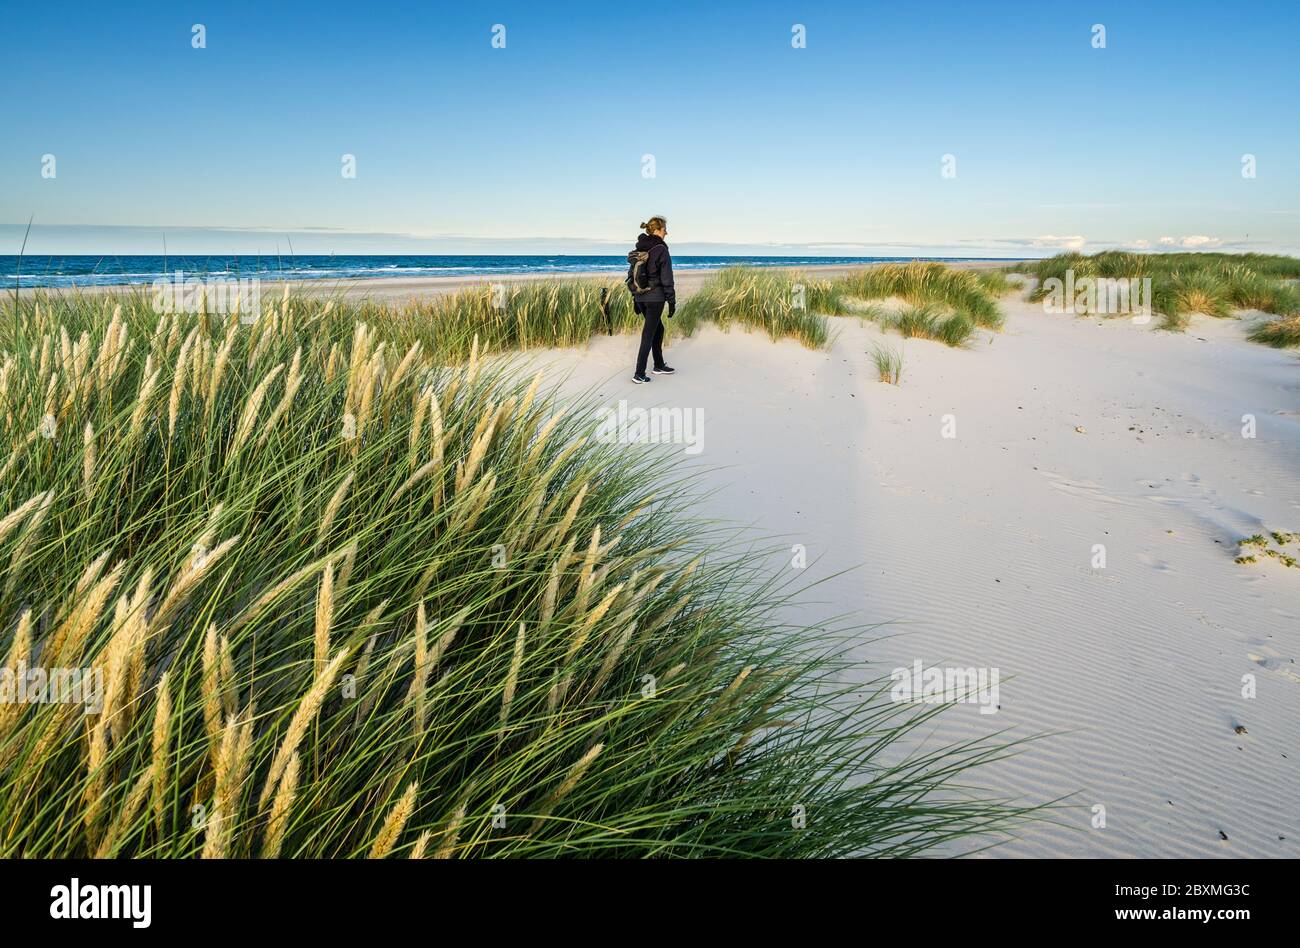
[10,259,1023,303]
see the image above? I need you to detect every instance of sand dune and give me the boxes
[18,260,1016,302]
[530,292,1300,857]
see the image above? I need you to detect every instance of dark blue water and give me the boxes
[1,255,1003,289]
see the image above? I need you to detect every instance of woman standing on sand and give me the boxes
[627,216,676,384]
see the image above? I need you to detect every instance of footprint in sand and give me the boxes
[1247,652,1300,685]
[1038,469,1129,505]
[1138,552,1175,573]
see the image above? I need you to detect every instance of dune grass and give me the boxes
[1249,315,1300,349]
[0,292,1028,857]
[672,263,1007,351]
[673,267,837,348]
[833,262,1005,333]
[869,342,903,385]
[973,269,1021,298]
[1021,251,1300,336]
[315,278,644,361]
[1163,270,1234,322]
[1021,250,1300,286]
[889,303,975,348]
[15,262,1009,375]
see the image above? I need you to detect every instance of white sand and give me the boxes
[527,291,1300,857]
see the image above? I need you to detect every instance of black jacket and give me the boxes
[634,233,675,305]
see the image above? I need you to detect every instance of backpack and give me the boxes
[626,250,652,295]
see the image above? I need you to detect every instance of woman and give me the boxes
[629,216,676,384]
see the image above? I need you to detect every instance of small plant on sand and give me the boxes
[870,342,903,384]
[1156,309,1192,332]
[1235,532,1299,568]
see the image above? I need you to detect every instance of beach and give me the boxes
[3,259,1296,862]
[13,260,1018,302]
[526,287,1300,857]
[7,0,1300,910]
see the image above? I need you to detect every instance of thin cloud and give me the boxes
[1031,235,1089,251]
[1158,235,1224,249]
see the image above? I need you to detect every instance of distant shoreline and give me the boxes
[10,259,1024,303]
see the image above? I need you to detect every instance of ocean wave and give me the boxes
[2,254,988,288]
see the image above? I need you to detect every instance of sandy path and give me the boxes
[525,294,1300,857]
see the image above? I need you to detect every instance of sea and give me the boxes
[1,255,1002,289]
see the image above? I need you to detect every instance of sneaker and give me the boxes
[632,374,652,384]
[652,365,676,375]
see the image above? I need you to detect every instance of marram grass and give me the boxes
[345,278,644,362]
[0,292,1030,857]
[869,342,903,385]
[673,264,1004,351]
[887,303,976,347]
[1249,314,1300,349]
[674,267,838,348]
[833,263,1005,334]
[1021,251,1300,334]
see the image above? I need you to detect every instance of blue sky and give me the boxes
[2,0,1298,256]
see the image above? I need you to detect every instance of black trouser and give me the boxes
[635,302,667,376]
